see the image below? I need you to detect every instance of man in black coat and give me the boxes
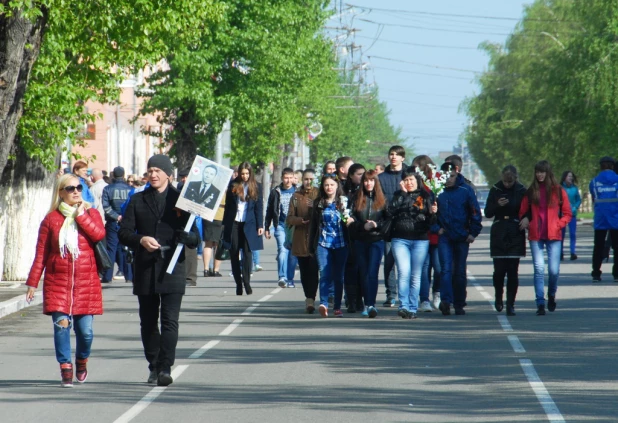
[119,154,200,387]
[184,164,221,209]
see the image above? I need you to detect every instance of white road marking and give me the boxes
[271,287,283,294]
[258,294,273,302]
[219,319,244,336]
[497,315,513,332]
[519,359,565,422]
[113,365,189,423]
[242,304,260,316]
[508,335,526,353]
[480,291,492,300]
[9,283,20,289]
[188,340,221,359]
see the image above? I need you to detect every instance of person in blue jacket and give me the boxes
[72,161,95,204]
[560,170,582,261]
[589,156,618,282]
[434,163,483,316]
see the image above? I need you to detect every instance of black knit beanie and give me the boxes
[147,154,173,176]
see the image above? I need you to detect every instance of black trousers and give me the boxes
[137,293,183,373]
[297,256,319,299]
[230,222,252,288]
[493,258,520,302]
[185,247,198,284]
[592,229,618,279]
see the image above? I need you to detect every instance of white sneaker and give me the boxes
[254,265,263,272]
[418,301,433,312]
[432,292,441,310]
[278,278,287,288]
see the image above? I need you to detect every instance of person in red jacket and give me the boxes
[519,160,572,316]
[26,173,106,388]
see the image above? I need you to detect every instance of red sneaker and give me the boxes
[76,358,88,383]
[334,309,343,318]
[60,363,74,388]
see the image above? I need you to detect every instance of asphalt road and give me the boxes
[1,221,617,423]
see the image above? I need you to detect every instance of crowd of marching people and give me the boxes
[24,147,618,388]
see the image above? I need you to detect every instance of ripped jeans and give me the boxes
[52,312,94,364]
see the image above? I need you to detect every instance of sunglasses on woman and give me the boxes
[63,185,84,193]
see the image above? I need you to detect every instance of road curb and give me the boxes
[0,291,43,319]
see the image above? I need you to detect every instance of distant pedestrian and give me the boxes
[72,161,95,204]
[389,168,436,319]
[342,163,366,312]
[286,169,319,313]
[375,164,385,174]
[484,165,526,316]
[412,155,441,312]
[322,161,336,176]
[26,173,106,387]
[378,145,408,307]
[119,154,200,386]
[336,156,354,189]
[560,170,582,261]
[308,174,355,318]
[265,168,297,288]
[351,170,388,318]
[589,156,618,282]
[519,160,571,315]
[436,163,482,316]
[222,162,264,295]
[202,187,226,278]
[90,168,107,223]
[101,167,133,284]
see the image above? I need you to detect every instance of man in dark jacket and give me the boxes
[378,145,408,306]
[265,168,297,287]
[101,166,132,283]
[119,154,200,387]
[444,154,477,195]
[434,165,482,316]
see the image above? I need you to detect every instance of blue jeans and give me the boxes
[274,224,297,281]
[438,236,470,309]
[317,245,348,309]
[252,250,260,266]
[104,221,133,282]
[391,238,429,312]
[420,244,441,302]
[52,313,94,364]
[354,240,385,307]
[530,240,561,306]
[561,216,577,255]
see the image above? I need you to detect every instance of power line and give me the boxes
[382,99,458,109]
[356,35,478,50]
[378,89,464,99]
[346,3,577,23]
[359,18,515,36]
[372,66,474,81]
[370,56,481,74]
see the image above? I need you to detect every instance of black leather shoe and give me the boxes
[147,370,157,384]
[536,305,546,316]
[157,371,173,386]
[547,296,556,312]
[244,284,253,295]
[439,301,451,316]
[454,308,466,315]
[506,304,516,316]
[495,297,503,312]
[570,254,577,261]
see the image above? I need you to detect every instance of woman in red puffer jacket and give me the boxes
[25,173,106,388]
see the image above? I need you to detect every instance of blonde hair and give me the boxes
[48,174,91,214]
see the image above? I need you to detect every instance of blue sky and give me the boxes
[331,0,531,156]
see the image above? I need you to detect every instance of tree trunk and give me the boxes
[0,6,48,177]
[0,144,56,281]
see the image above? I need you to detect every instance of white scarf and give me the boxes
[58,202,80,259]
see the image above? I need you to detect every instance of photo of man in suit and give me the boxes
[184,164,221,209]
